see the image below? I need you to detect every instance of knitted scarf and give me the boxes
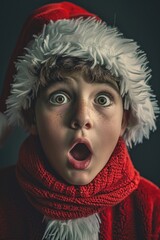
[16,136,140,221]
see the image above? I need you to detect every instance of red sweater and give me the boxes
[0,166,160,240]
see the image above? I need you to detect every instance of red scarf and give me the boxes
[16,136,140,220]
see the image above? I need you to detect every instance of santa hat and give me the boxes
[0,1,159,147]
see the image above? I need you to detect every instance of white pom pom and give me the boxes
[42,213,101,240]
[0,112,12,147]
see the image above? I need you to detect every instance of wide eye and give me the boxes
[95,94,112,107]
[49,92,70,105]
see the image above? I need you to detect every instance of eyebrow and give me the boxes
[44,75,120,93]
[90,78,119,92]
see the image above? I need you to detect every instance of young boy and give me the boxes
[0,2,160,239]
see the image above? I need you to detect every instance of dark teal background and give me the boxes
[0,0,159,185]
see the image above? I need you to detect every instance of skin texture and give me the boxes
[31,71,127,185]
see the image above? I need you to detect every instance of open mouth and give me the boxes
[70,143,91,161]
[68,140,92,170]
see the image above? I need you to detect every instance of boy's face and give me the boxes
[33,70,126,185]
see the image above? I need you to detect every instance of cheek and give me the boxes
[93,114,123,162]
[98,109,124,134]
[36,110,63,143]
[96,122,121,146]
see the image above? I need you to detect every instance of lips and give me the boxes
[70,143,91,160]
[67,139,92,170]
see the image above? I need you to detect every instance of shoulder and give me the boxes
[100,177,160,238]
[0,165,23,200]
[0,165,18,196]
[0,165,16,182]
[0,166,30,237]
[0,165,27,216]
[131,177,160,213]
[0,164,36,210]
[132,177,160,236]
[134,177,160,203]
[0,166,44,238]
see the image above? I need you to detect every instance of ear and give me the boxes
[120,110,129,136]
[29,124,38,135]
[21,106,38,135]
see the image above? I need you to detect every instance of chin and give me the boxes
[63,172,95,186]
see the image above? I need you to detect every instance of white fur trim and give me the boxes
[5,18,159,147]
[42,213,101,240]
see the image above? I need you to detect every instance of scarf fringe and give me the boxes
[42,213,101,240]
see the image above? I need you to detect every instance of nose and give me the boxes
[70,100,93,130]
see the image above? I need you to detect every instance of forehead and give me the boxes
[43,69,120,93]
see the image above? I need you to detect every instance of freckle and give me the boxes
[55,113,63,120]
